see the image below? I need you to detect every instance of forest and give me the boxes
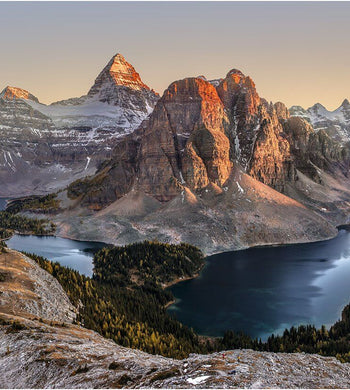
[0,211,55,237]
[219,305,350,362]
[25,241,207,359]
[93,241,204,286]
[5,194,60,214]
[0,194,56,237]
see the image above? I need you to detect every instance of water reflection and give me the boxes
[168,230,350,340]
[7,234,106,276]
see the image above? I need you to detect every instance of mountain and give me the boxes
[0,54,158,196]
[52,69,350,253]
[2,249,350,388]
[290,99,350,143]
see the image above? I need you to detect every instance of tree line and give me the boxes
[5,194,60,214]
[219,305,350,362]
[0,194,57,238]
[0,211,55,237]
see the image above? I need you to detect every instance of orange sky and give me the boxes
[0,2,349,110]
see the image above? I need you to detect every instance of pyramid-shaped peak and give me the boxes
[0,86,39,102]
[341,98,350,108]
[88,53,153,97]
[112,53,126,61]
[310,102,327,112]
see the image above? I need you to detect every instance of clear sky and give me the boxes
[0,1,349,110]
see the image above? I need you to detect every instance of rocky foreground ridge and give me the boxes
[1,249,350,388]
[53,68,350,253]
[0,54,158,196]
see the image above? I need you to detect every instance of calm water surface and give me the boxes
[7,234,106,276]
[0,198,8,211]
[168,230,350,340]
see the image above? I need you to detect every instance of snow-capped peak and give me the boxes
[290,99,350,143]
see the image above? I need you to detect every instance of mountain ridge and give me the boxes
[2,55,350,254]
[0,53,159,197]
[290,99,350,143]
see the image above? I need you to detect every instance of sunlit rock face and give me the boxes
[87,53,158,112]
[0,86,39,102]
[0,54,159,196]
[89,53,153,93]
[136,77,232,201]
[216,70,293,192]
[73,67,350,208]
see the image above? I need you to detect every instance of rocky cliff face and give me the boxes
[0,54,158,196]
[71,68,350,206]
[87,53,158,106]
[2,249,350,389]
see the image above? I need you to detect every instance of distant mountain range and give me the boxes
[1,53,350,253]
[290,100,350,143]
[0,54,158,196]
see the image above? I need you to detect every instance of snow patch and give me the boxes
[236,182,244,193]
[187,375,211,385]
[84,157,91,170]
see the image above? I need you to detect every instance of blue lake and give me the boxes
[168,230,350,340]
[7,234,105,276]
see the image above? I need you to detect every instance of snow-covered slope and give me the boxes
[0,54,159,196]
[290,99,350,143]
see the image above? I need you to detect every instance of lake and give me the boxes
[0,198,8,211]
[4,199,350,341]
[7,234,106,276]
[168,230,350,340]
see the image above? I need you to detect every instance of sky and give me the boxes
[0,1,349,110]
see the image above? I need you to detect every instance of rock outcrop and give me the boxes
[74,66,350,207]
[87,53,158,106]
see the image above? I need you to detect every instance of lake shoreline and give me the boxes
[166,229,350,340]
[53,227,339,258]
[2,195,342,258]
